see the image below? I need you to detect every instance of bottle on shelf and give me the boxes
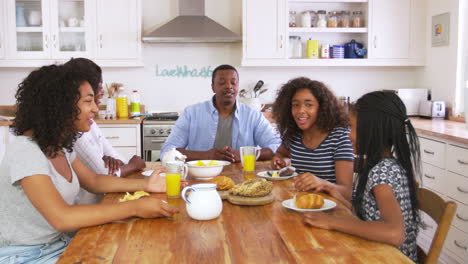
[327,11,338,28]
[289,11,297,27]
[307,39,319,59]
[289,36,302,59]
[340,11,350,27]
[352,11,364,27]
[320,44,330,59]
[317,10,327,28]
[301,11,311,28]
[116,88,129,118]
[130,90,141,116]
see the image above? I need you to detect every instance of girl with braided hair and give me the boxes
[303,91,420,262]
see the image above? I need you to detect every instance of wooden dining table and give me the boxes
[58,161,413,264]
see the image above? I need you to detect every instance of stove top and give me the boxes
[145,112,179,121]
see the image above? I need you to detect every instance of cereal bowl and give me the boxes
[186,160,231,180]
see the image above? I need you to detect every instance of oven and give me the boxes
[142,118,176,161]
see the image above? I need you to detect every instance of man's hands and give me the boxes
[208,146,240,163]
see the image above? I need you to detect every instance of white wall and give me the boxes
[0,0,420,112]
[417,0,460,109]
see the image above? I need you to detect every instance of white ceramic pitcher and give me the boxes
[181,183,222,220]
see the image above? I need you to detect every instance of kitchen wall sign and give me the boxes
[431,12,450,47]
[155,65,213,79]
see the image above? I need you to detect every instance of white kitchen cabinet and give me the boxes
[369,0,409,59]
[0,0,5,59]
[95,0,141,62]
[98,124,141,163]
[0,0,142,67]
[242,0,425,67]
[243,0,286,60]
[0,126,8,164]
[5,0,93,61]
[417,135,468,264]
[369,0,425,61]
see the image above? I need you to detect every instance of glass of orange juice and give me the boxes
[240,146,261,173]
[165,161,188,198]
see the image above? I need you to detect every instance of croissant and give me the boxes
[209,176,235,190]
[295,193,324,209]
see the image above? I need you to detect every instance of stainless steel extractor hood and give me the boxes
[142,0,241,43]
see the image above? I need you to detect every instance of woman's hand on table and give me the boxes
[134,196,180,218]
[146,168,188,193]
[293,172,331,192]
[271,155,290,170]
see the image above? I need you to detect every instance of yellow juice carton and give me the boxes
[307,39,319,59]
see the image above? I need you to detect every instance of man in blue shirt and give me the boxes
[161,64,281,162]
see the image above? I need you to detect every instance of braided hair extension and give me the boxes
[13,64,88,158]
[272,77,348,148]
[351,91,420,221]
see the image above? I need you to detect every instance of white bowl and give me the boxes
[186,160,231,180]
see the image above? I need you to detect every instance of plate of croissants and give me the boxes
[282,193,336,212]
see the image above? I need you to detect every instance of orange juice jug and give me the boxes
[116,94,128,118]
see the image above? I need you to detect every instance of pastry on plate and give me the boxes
[294,193,324,209]
[209,176,235,190]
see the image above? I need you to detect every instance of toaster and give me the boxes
[419,101,446,119]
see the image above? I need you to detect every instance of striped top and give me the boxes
[286,127,354,183]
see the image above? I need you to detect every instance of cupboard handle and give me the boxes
[278,34,283,49]
[53,34,56,48]
[105,136,119,140]
[457,159,468,165]
[423,149,435,155]
[99,34,103,48]
[457,186,468,193]
[373,36,377,48]
[44,35,48,49]
[456,214,468,222]
[424,174,435,179]
[454,240,467,250]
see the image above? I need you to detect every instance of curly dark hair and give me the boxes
[13,64,88,158]
[272,77,348,147]
[64,57,102,94]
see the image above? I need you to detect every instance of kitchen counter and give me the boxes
[0,120,12,127]
[410,117,468,145]
[93,116,144,124]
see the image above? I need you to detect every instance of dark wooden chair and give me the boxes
[417,188,457,264]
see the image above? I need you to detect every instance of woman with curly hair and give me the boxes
[272,77,354,199]
[0,65,179,263]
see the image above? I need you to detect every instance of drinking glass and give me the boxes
[240,146,261,173]
[165,161,188,198]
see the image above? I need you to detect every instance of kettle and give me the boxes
[344,39,367,59]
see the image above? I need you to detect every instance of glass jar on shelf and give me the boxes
[340,11,350,27]
[301,11,311,27]
[352,11,364,27]
[288,36,302,58]
[317,10,327,28]
[289,11,297,27]
[310,11,318,27]
[327,11,338,28]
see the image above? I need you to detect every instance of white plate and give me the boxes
[257,171,298,181]
[281,198,337,212]
[141,170,165,177]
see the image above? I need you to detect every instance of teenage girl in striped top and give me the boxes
[272,77,354,199]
